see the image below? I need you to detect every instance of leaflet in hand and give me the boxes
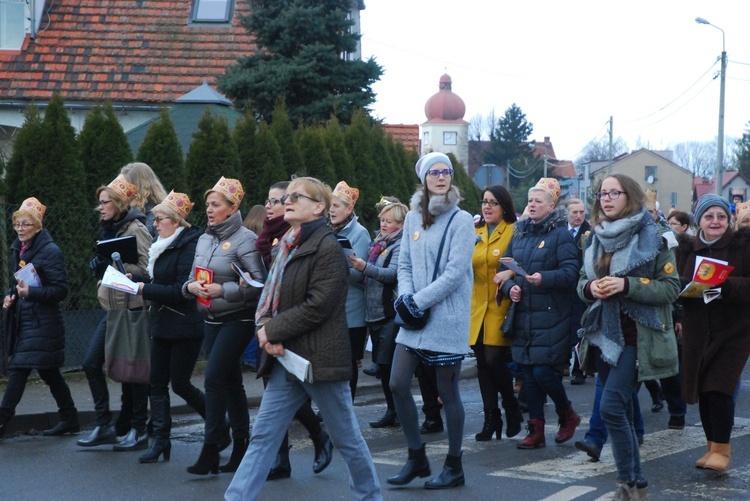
[231,262,265,288]
[499,257,528,277]
[14,262,42,287]
[679,257,734,299]
[275,349,313,383]
[101,265,138,295]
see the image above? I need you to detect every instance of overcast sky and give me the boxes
[360,1,750,162]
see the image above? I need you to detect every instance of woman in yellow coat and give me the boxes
[470,185,523,441]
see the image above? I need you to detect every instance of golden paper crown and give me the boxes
[107,174,138,204]
[206,176,244,206]
[332,181,359,206]
[17,197,46,224]
[532,178,561,203]
[161,191,194,220]
[736,201,750,223]
[645,189,657,210]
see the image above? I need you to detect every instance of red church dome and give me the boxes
[424,74,466,121]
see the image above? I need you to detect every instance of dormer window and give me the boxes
[190,0,233,24]
[0,0,25,50]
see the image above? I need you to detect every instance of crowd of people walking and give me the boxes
[0,154,748,501]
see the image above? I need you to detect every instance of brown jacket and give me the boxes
[676,229,750,403]
[258,219,351,382]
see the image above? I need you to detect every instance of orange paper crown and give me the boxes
[107,174,138,204]
[332,181,359,206]
[18,197,46,224]
[206,177,244,206]
[161,191,194,220]
[532,178,561,204]
[736,201,750,223]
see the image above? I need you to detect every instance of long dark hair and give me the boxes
[477,185,517,227]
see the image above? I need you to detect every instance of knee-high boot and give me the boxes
[139,395,171,463]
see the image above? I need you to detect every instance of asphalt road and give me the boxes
[1,367,748,501]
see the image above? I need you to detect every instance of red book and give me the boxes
[195,266,213,307]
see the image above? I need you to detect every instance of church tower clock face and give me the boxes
[443,131,457,145]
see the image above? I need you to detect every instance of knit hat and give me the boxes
[14,197,46,225]
[332,181,359,206]
[529,178,561,204]
[693,194,731,222]
[415,152,452,182]
[107,174,138,204]
[154,191,194,220]
[735,201,750,225]
[205,176,244,206]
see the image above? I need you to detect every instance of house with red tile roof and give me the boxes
[693,170,750,210]
[384,124,419,152]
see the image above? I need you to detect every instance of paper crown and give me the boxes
[645,189,657,210]
[161,191,194,220]
[206,176,244,206]
[107,174,138,204]
[736,201,750,223]
[332,181,359,206]
[17,197,46,224]
[532,178,561,203]
[731,186,745,197]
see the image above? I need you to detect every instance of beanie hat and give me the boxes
[693,194,730,222]
[415,152,452,182]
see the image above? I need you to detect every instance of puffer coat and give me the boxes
[6,229,69,369]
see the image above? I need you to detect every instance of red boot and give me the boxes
[555,404,581,444]
[517,418,545,449]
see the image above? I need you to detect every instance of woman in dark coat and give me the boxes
[132,191,206,463]
[675,194,750,472]
[498,178,581,449]
[0,197,78,438]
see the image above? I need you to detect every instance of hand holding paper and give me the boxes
[499,257,528,277]
[101,265,139,295]
[679,257,734,299]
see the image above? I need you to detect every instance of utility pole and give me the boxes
[716,49,727,195]
[607,116,613,174]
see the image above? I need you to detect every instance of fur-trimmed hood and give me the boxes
[409,186,461,217]
[513,206,568,238]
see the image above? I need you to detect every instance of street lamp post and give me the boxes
[696,16,727,197]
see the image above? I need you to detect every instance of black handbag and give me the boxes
[394,211,458,330]
[500,301,516,338]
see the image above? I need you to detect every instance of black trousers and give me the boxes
[0,367,77,422]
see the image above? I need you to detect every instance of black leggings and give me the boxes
[473,336,518,415]
[698,391,735,443]
[390,344,464,456]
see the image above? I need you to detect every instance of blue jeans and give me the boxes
[597,346,642,483]
[225,363,381,501]
[585,376,644,448]
[521,364,571,421]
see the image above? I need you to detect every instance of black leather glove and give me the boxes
[89,253,110,280]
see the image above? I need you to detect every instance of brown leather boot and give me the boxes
[517,418,545,449]
[695,440,714,468]
[704,442,731,472]
[555,404,581,444]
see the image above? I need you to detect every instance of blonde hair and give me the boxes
[151,206,191,228]
[287,177,331,217]
[380,202,408,223]
[121,162,167,212]
[12,210,43,230]
[95,186,130,217]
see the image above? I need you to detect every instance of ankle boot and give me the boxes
[139,436,171,463]
[187,443,219,475]
[43,418,81,436]
[387,443,431,485]
[76,425,117,447]
[267,433,292,480]
[311,429,333,473]
[113,428,149,451]
[555,404,581,444]
[475,408,502,441]
[504,405,524,438]
[424,452,464,489]
[370,409,399,428]
[517,418,546,449]
[219,435,249,473]
[704,442,731,472]
[695,440,714,468]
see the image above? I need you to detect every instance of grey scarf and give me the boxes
[580,208,663,365]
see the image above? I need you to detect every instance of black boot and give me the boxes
[475,408,502,441]
[43,417,81,436]
[424,452,465,489]
[76,425,117,447]
[113,428,149,451]
[187,443,220,475]
[504,406,524,438]
[139,395,171,463]
[311,429,333,474]
[267,433,292,480]
[369,409,399,428]
[387,444,431,485]
[219,435,249,473]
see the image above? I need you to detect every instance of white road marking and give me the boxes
[538,485,597,500]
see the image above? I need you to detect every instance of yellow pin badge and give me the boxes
[663,262,675,274]
[412,231,420,241]
[222,241,231,251]
[492,249,500,257]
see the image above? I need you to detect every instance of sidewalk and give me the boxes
[3,353,477,436]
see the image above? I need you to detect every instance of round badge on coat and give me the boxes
[222,241,231,250]
[412,231,420,241]
[538,240,545,249]
[492,249,500,256]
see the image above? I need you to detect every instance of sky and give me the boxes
[360,0,750,162]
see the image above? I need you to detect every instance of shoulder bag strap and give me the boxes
[431,210,459,282]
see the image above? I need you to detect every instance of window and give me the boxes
[671,192,677,209]
[443,131,457,145]
[423,131,430,145]
[645,165,657,183]
[0,1,25,50]
[190,0,233,24]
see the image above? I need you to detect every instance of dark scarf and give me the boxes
[99,208,146,239]
[256,215,291,269]
[329,211,355,234]
[580,208,663,365]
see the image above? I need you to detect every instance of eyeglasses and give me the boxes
[98,200,113,207]
[264,198,282,207]
[596,190,625,200]
[481,199,500,207]
[153,216,171,224]
[701,212,728,221]
[13,222,34,229]
[427,169,454,179]
[281,192,319,204]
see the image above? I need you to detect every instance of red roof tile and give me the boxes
[384,124,419,151]
[0,1,256,104]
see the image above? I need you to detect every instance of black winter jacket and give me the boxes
[6,230,69,369]
[139,227,203,340]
